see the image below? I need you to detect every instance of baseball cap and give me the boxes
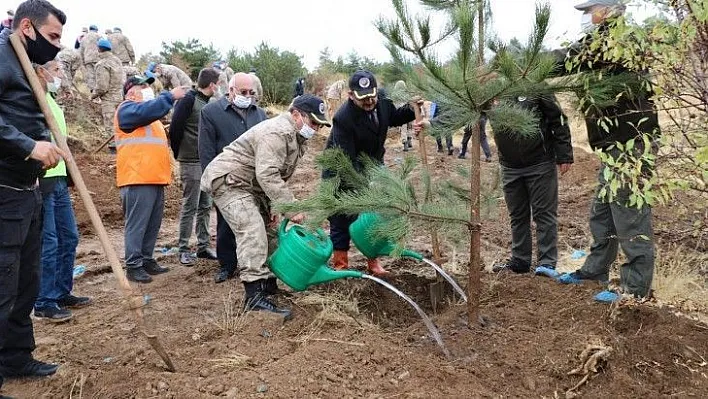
[97,38,111,50]
[293,94,331,126]
[123,75,155,95]
[574,0,623,10]
[349,70,377,100]
[89,25,98,31]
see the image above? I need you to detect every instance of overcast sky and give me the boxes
[9,0,660,70]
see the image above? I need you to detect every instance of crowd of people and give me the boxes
[1,0,659,395]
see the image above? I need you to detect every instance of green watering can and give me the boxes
[349,213,423,260]
[269,219,362,292]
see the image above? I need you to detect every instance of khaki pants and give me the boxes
[100,99,118,138]
[212,187,276,283]
[83,62,96,92]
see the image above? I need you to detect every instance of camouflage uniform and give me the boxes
[157,64,192,90]
[216,66,234,99]
[57,46,81,92]
[123,65,140,80]
[201,113,306,283]
[79,31,101,91]
[108,31,135,65]
[93,51,125,138]
[326,79,345,116]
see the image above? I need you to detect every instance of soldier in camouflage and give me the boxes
[91,38,125,147]
[79,25,100,91]
[108,27,135,66]
[201,94,331,319]
[56,45,81,95]
[148,62,192,90]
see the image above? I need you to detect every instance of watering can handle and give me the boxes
[278,218,290,238]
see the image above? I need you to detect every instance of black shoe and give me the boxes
[458,153,467,159]
[34,306,72,323]
[492,258,531,274]
[143,259,169,275]
[126,267,153,283]
[214,267,236,284]
[179,252,195,266]
[263,277,292,298]
[196,248,218,260]
[447,148,454,156]
[0,358,59,378]
[484,156,492,162]
[243,280,292,320]
[57,294,92,309]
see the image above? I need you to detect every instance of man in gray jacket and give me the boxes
[170,68,220,265]
[201,94,330,319]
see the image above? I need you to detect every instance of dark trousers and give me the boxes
[328,213,357,251]
[36,178,78,310]
[460,117,491,158]
[578,151,655,297]
[435,135,453,151]
[0,187,43,368]
[121,185,164,269]
[501,161,559,267]
[215,207,237,271]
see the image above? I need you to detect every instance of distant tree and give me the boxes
[136,52,163,72]
[160,38,221,80]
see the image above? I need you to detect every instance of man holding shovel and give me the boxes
[0,0,67,385]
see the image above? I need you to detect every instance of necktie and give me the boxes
[369,112,379,129]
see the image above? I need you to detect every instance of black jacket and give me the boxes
[558,26,660,150]
[492,95,573,169]
[324,95,415,174]
[170,88,210,163]
[0,29,51,189]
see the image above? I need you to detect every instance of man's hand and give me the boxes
[412,119,426,135]
[268,214,279,229]
[29,141,67,169]
[290,213,306,224]
[558,163,572,175]
[170,86,190,101]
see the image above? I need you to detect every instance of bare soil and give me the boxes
[3,125,707,398]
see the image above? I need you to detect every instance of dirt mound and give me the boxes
[5,262,706,398]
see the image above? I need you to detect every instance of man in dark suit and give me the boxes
[323,70,422,276]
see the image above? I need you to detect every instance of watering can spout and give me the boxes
[309,266,363,286]
[401,249,423,260]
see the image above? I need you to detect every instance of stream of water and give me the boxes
[361,274,451,358]
[421,258,468,302]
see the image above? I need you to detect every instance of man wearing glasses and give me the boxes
[323,70,423,276]
[201,94,331,319]
[198,72,267,283]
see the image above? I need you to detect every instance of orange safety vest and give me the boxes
[114,101,172,187]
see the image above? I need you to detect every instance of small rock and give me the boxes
[199,369,210,378]
[145,382,152,391]
[256,384,268,393]
[210,384,225,395]
[389,378,399,386]
[102,357,113,363]
[191,333,201,341]
[157,381,169,392]
[347,373,354,380]
[397,371,410,380]
[225,387,239,398]
[260,329,272,338]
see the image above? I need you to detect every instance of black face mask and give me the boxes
[25,24,60,65]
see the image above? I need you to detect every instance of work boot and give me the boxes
[332,250,349,270]
[33,306,72,323]
[196,248,218,260]
[214,266,236,283]
[143,259,169,275]
[447,147,454,156]
[458,152,467,159]
[243,280,292,320]
[57,294,92,309]
[0,358,59,378]
[406,137,413,150]
[492,258,530,274]
[264,277,292,298]
[179,252,195,266]
[366,258,389,277]
[126,267,153,283]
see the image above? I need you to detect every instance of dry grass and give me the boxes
[652,244,708,312]
[209,352,254,371]
[206,289,249,335]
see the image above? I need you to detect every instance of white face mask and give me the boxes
[47,76,61,93]
[581,13,594,33]
[141,88,155,101]
[298,114,316,139]
[233,94,251,109]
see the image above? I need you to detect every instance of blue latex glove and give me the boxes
[594,290,620,303]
